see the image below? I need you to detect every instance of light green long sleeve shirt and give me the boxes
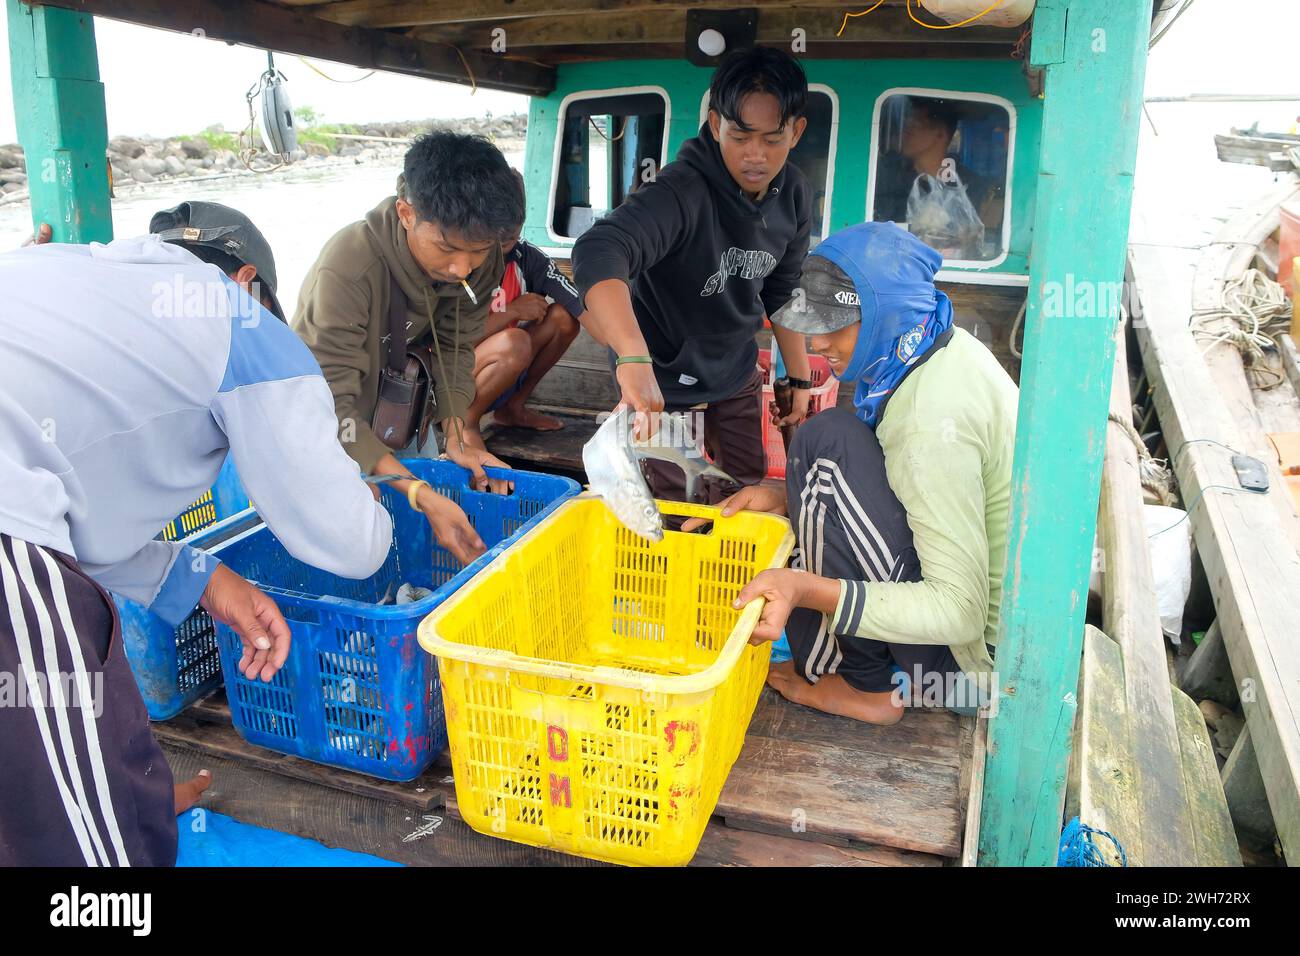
[830,327,1019,675]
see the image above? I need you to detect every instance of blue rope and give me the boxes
[1057,816,1128,867]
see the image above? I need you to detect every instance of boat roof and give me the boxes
[38,1,1183,98]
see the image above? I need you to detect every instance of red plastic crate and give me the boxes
[757,350,841,479]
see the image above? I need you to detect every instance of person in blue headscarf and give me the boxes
[686,222,1018,724]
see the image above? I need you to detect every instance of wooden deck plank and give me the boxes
[691,822,943,867]
[1222,726,1281,847]
[717,736,963,858]
[1171,685,1242,866]
[1097,324,1196,864]
[481,409,597,475]
[1067,625,1139,866]
[164,745,602,867]
[747,687,965,767]
[959,717,987,867]
[1130,243,1300,865]
[161,687,966,864]
[154,699,445,813]
[1190,179,1300,552]
[1180,620,1240,709]
[162,743,944,867]
[528,327,619,411]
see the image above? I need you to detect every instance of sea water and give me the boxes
[0,148,522,318]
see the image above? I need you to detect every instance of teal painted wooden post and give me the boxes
[977,0,1151,866]
[7,0,111,243]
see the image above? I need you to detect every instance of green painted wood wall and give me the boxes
[521,56,1042,278]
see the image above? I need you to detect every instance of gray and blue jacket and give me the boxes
[0,236,393,625]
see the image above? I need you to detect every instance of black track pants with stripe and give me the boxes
[0,534,177,866]
[783,408,961,694]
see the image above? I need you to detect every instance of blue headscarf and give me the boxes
[813,222,953,428]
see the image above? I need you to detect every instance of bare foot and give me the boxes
[492,401,564,431]
[766,661,904,725]
[174,770,212,814]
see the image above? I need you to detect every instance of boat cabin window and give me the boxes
[870,92,1012,263]
[551,91,667,240]
[788,89,836,243]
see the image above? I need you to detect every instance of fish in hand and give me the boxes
[583,408,664,542]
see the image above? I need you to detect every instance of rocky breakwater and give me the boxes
[0,112,529,203]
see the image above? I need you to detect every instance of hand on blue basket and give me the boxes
[444,420,513,495]
[200,565,292,682]
[415,486,487,566]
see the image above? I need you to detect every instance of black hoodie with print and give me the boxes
[572,122,812,406]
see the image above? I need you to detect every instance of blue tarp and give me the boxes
[176,810,402,867]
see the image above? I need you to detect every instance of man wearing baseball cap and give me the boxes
[0,203,395,865]
[687,221,1018,724]
[149,200,288,322]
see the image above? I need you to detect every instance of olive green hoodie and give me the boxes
[293,195,503,473]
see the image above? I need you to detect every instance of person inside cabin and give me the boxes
[686,222,1017,725]
[572,46,816,502]
[462,170,583,439]
[293,130,517,546]
[873,97,1003,259]
[0,201,396,865]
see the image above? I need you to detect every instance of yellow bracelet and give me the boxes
[406,479,429,511]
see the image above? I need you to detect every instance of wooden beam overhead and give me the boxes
[26,0,555,95]
[1129,243,1300,865]
[408,8,1012,49]
[317,0,1018,35]
[485,41,1014,64]
[321,0,869,29]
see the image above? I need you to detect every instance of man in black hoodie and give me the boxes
[573,47,815,502]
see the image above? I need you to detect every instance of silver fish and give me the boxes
[631,412,739,503]
[583,408,664,542]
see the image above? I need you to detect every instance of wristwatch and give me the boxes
[783,376,814,391]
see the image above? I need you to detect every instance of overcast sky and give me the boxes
[0,0,1295,142]
[0,13,528,141]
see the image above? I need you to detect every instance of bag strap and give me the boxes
[386,273,407,374]
[425,287,463,450]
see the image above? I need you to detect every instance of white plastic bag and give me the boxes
[1145,504,1192,641]
[1086,504,1192,641]
[921,0,1036,28]
[906,171,985,259]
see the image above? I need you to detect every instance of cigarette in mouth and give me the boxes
[460,280,478,305]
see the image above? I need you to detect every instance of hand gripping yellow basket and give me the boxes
[418,495,794,866]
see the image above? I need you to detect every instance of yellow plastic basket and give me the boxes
[418,495,794,866]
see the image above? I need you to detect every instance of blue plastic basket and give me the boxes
[117,458,249,720]
[192,460,580,781]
